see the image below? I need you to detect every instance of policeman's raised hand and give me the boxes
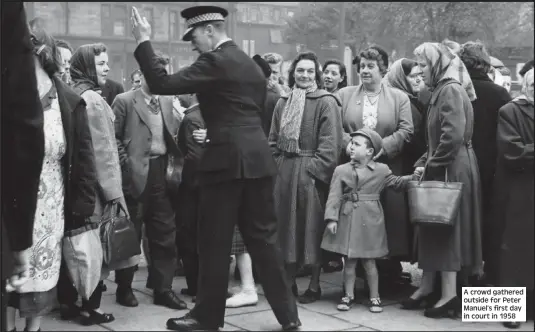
[326,221,337,235]
[131,6,152,44]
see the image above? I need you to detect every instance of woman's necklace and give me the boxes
[364,85,381,105]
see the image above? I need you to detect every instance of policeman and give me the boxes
[131,5,301,331]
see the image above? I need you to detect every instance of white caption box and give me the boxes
[462,287,526,322]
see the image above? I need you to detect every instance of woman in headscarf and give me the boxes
[487,69,533,329]
[384,58,427,176]
[337,46,414,294]
[5,24,97,332]
[58,43,136,326]
[403,42,483,318]
[269,51,343,304]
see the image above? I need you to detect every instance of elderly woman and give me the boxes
[458,42,511,282]
[336,46,414,292]
[58,43,137,326]
[269,51,343,304]
[322,59,347,94]
[5,25,97,332]
[488,69,534,329]
[403,42,483,318]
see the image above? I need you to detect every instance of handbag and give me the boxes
[100,202,141,267]
[62,223,103,300]
[407,166,464,226]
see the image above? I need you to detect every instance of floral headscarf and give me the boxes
[70,44,101,95]
[384,58,417,99]
[515,68,534,105]
[414,42,477,101]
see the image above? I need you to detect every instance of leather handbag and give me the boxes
[100,202,141,267]
[407,167,463,227]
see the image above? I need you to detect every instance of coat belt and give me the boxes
[341,193,380,202]
[281,150,315,157]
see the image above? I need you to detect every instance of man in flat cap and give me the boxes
[131,5,300,331]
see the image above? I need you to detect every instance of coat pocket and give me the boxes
[199,144,231,172]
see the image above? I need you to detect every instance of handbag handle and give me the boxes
[418,165,449,184]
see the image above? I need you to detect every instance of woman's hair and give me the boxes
[322,59,348,89]
[154,51,170,67]
[400,59,418,76]
[287,51,323,89]
[353,45,389,76]
[89,43,107,56]
[55,39,73,53]
[28,19,61,78]
[459,41,491,74]
[497,67,511,77]
[262,52,283,67]
[442,38,461,54]
[130,69,142,81]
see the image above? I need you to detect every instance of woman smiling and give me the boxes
[269,51,343,304]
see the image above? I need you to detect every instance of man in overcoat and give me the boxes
[112,57,186,310]
[131,5,300,331]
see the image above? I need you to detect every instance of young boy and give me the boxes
[321,127,417,313]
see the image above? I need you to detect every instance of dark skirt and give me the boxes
[7,287,57,318]
[230,225,247,255]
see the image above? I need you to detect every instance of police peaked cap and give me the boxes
[181,5,228,42]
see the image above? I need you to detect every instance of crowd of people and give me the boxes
[2,3,533,332]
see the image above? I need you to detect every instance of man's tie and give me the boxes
[149,97,161,114]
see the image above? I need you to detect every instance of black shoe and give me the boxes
[166,313,214,331]
[503,322,521,329]
[400,293,438,310]
[81,310,115,326]
[101,283,107,292]
[146,277,154,290]
[282,318,302,331]
[59,304,81,320]
[154,291,188,310]
[297,288,321,304]
[116,287,139,307]
[424,297,461,318]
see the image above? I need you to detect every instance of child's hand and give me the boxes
[327,221,337,234]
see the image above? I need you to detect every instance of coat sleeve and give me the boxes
[334,89,353,150]
[111,95,128,167]
[497,106,534,171]
[324,166,344,222]
[268,98,285,158]
[307,96,343,185]
[134,41,218,95]
[71,101,97,218]
[427,84,466,171]
[84,92,123,201]
[383,168,415,192]
[183,117,205,164]
[382,92,414,158]
[1,3,44,251]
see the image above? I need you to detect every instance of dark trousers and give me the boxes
[57,259,104,310]
[190,177,298,329]
[115,156,176,292]
[2,280,7,332]
[175,183,200,294]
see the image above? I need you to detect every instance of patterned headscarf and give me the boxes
[277,81,318,153]
[70,44,100,95]
[414,42,477,101]
[384,58,417,99]
[515,68,534,105]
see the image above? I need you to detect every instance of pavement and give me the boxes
[12,262,535,331]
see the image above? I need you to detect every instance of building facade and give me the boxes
[25,2,299,90]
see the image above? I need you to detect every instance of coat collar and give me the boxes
[513,99,535,120]
[213,39,235,52]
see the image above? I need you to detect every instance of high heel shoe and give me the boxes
[401,292,438,310]
[424,297,460,318]
[81,310,115,326]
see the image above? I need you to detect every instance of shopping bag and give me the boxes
[100,202,141,268]
[62,223,103,300]
[407,167,463,227]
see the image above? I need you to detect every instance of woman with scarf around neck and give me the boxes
[268,51,343,304]
[487,69,534,329]
[56,43,137,326]
[336,46,414,295]
[404,42,483,319]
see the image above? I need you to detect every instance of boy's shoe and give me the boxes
[337,296,355,311]
[368,297,383,313]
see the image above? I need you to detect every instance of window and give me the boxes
[101,4,113,36]
[273,8,281,24]
[250,40,255,56]
[113,4,127,36]
[170,10,180,40]
[249,7,259,22]
[242,40,249,56]
[270,29,283,44]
